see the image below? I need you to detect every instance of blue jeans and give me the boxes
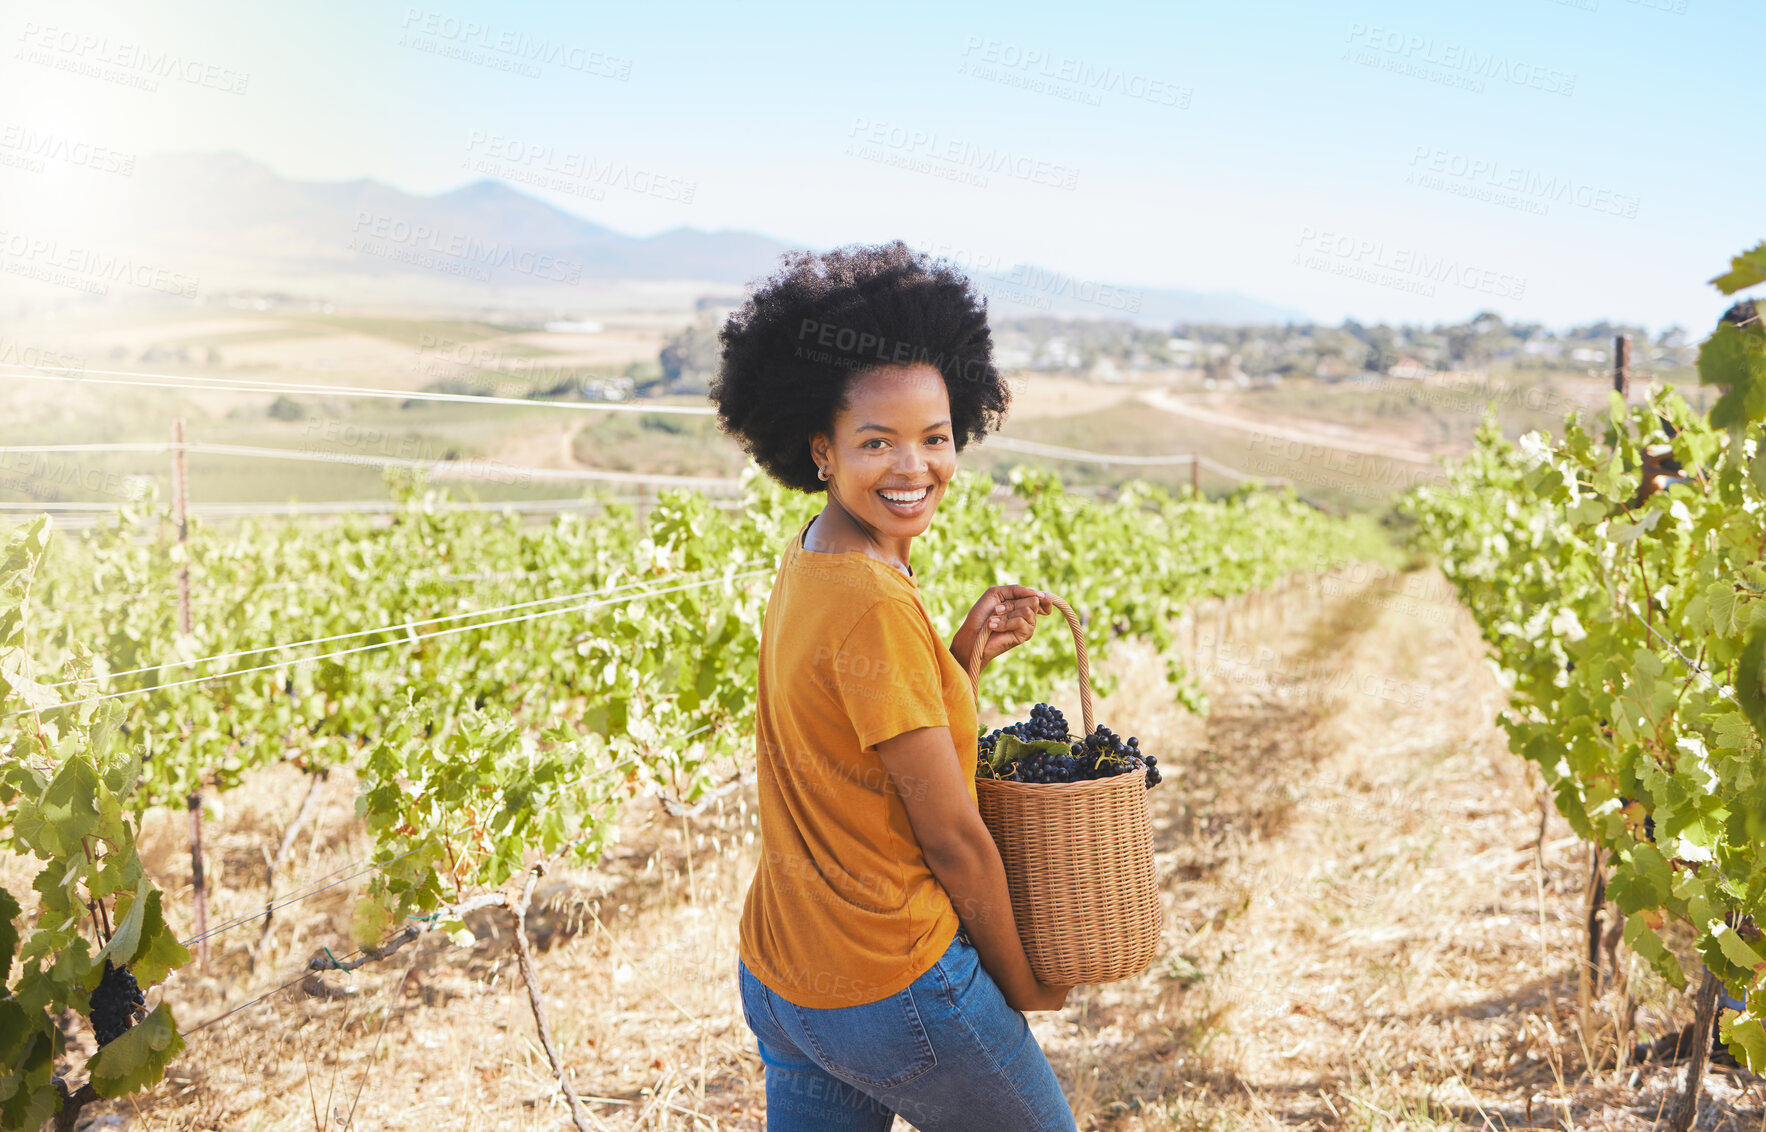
[737,930,1077,1131]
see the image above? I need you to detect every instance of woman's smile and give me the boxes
[810,362,958,562]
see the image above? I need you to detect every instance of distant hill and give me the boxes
[19,152,1300,323]
[91,152,797,295]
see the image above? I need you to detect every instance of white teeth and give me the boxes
[881,487,928,503]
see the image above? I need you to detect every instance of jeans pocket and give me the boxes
[789,987,938,1089]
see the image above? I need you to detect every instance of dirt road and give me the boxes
[116,565,1749,1131]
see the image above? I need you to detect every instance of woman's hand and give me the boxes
[1006,978,1075,1013]
[951,585,1056,674]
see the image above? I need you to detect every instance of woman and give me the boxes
[712,241,1078,1131]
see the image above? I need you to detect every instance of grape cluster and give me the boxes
[1070,725,1161,787]
[977,702,1069,765]
[89,961,145,1047]
[976,705,1160,788]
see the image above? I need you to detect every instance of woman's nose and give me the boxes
[893,445,927,473]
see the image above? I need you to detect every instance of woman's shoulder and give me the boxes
[782,544,908,606]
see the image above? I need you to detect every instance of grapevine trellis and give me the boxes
[1,450,1389,1129]
[1404,242,1766,1129]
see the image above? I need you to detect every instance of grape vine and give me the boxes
[1404,242,1766,1069]
[3,462,1388,1128]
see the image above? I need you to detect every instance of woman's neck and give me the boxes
[804,499,913,575]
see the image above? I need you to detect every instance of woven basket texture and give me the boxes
[967,595,1163,985]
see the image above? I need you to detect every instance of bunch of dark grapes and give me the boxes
[88,961,145,1047]
[978,705,1159,788]
[1069,725,1161,787]
[978,702,1069,764]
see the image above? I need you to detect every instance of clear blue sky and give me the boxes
[5,0,1758,332]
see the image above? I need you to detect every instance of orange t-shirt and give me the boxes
[738,521,980,1008]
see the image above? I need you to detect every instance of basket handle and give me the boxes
[965,593,1094,737]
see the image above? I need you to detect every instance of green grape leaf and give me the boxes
[0,517,51,653]
[98,885,189,985]
[1708,582,1743,638]
[989,733,1069,771]
[32,755,103,858]
[129,893,192,987]
[351,894,395,950]
[1625,912,1686,989]
[1720,1012,1766,1074]
[0,996,51,1069]
[102,742,144,803]
[1714,920,1764,970]
[86,1002,184,1098]
[1737,624,1766,740]
[1609,844,1672,913]
[1710,242,1766,295]
[1698,320,1766,431]
[0,1021,57,1132]
[0,658,61,714]
[0,885,18,976]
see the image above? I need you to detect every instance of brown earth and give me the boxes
[9,564,1757,1131]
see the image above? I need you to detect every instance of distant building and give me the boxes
[1089,356,1123,383]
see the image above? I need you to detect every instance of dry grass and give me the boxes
[14,565,1762,1131]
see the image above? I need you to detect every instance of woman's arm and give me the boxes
[950,585,1056,675]
[874,724,1071,1012]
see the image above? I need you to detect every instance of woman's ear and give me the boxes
[809,433,830,470]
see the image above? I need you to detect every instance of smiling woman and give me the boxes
[711,242,1079,1131]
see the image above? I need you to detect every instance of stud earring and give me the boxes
[817,465,830,481]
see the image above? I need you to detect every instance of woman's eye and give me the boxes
[864,439,888,449]
[928,435,950,446]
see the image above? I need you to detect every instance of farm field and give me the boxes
[13,564,1745,1131]
[0,307,1646,517]
[3,287,1759,1132]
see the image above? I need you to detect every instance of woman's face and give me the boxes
[813,363,957,540]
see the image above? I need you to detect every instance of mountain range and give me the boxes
[23,152,1301,324]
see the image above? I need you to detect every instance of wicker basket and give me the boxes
[966,596,1163,986]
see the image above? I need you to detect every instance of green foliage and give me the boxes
[1709,240,1766,296]
[1404,244,1766,1070]
[85,1004,184,1098]
[0,520,183,1131]
[4,463,1383,1121]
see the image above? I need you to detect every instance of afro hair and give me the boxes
[710,240,1011,493]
